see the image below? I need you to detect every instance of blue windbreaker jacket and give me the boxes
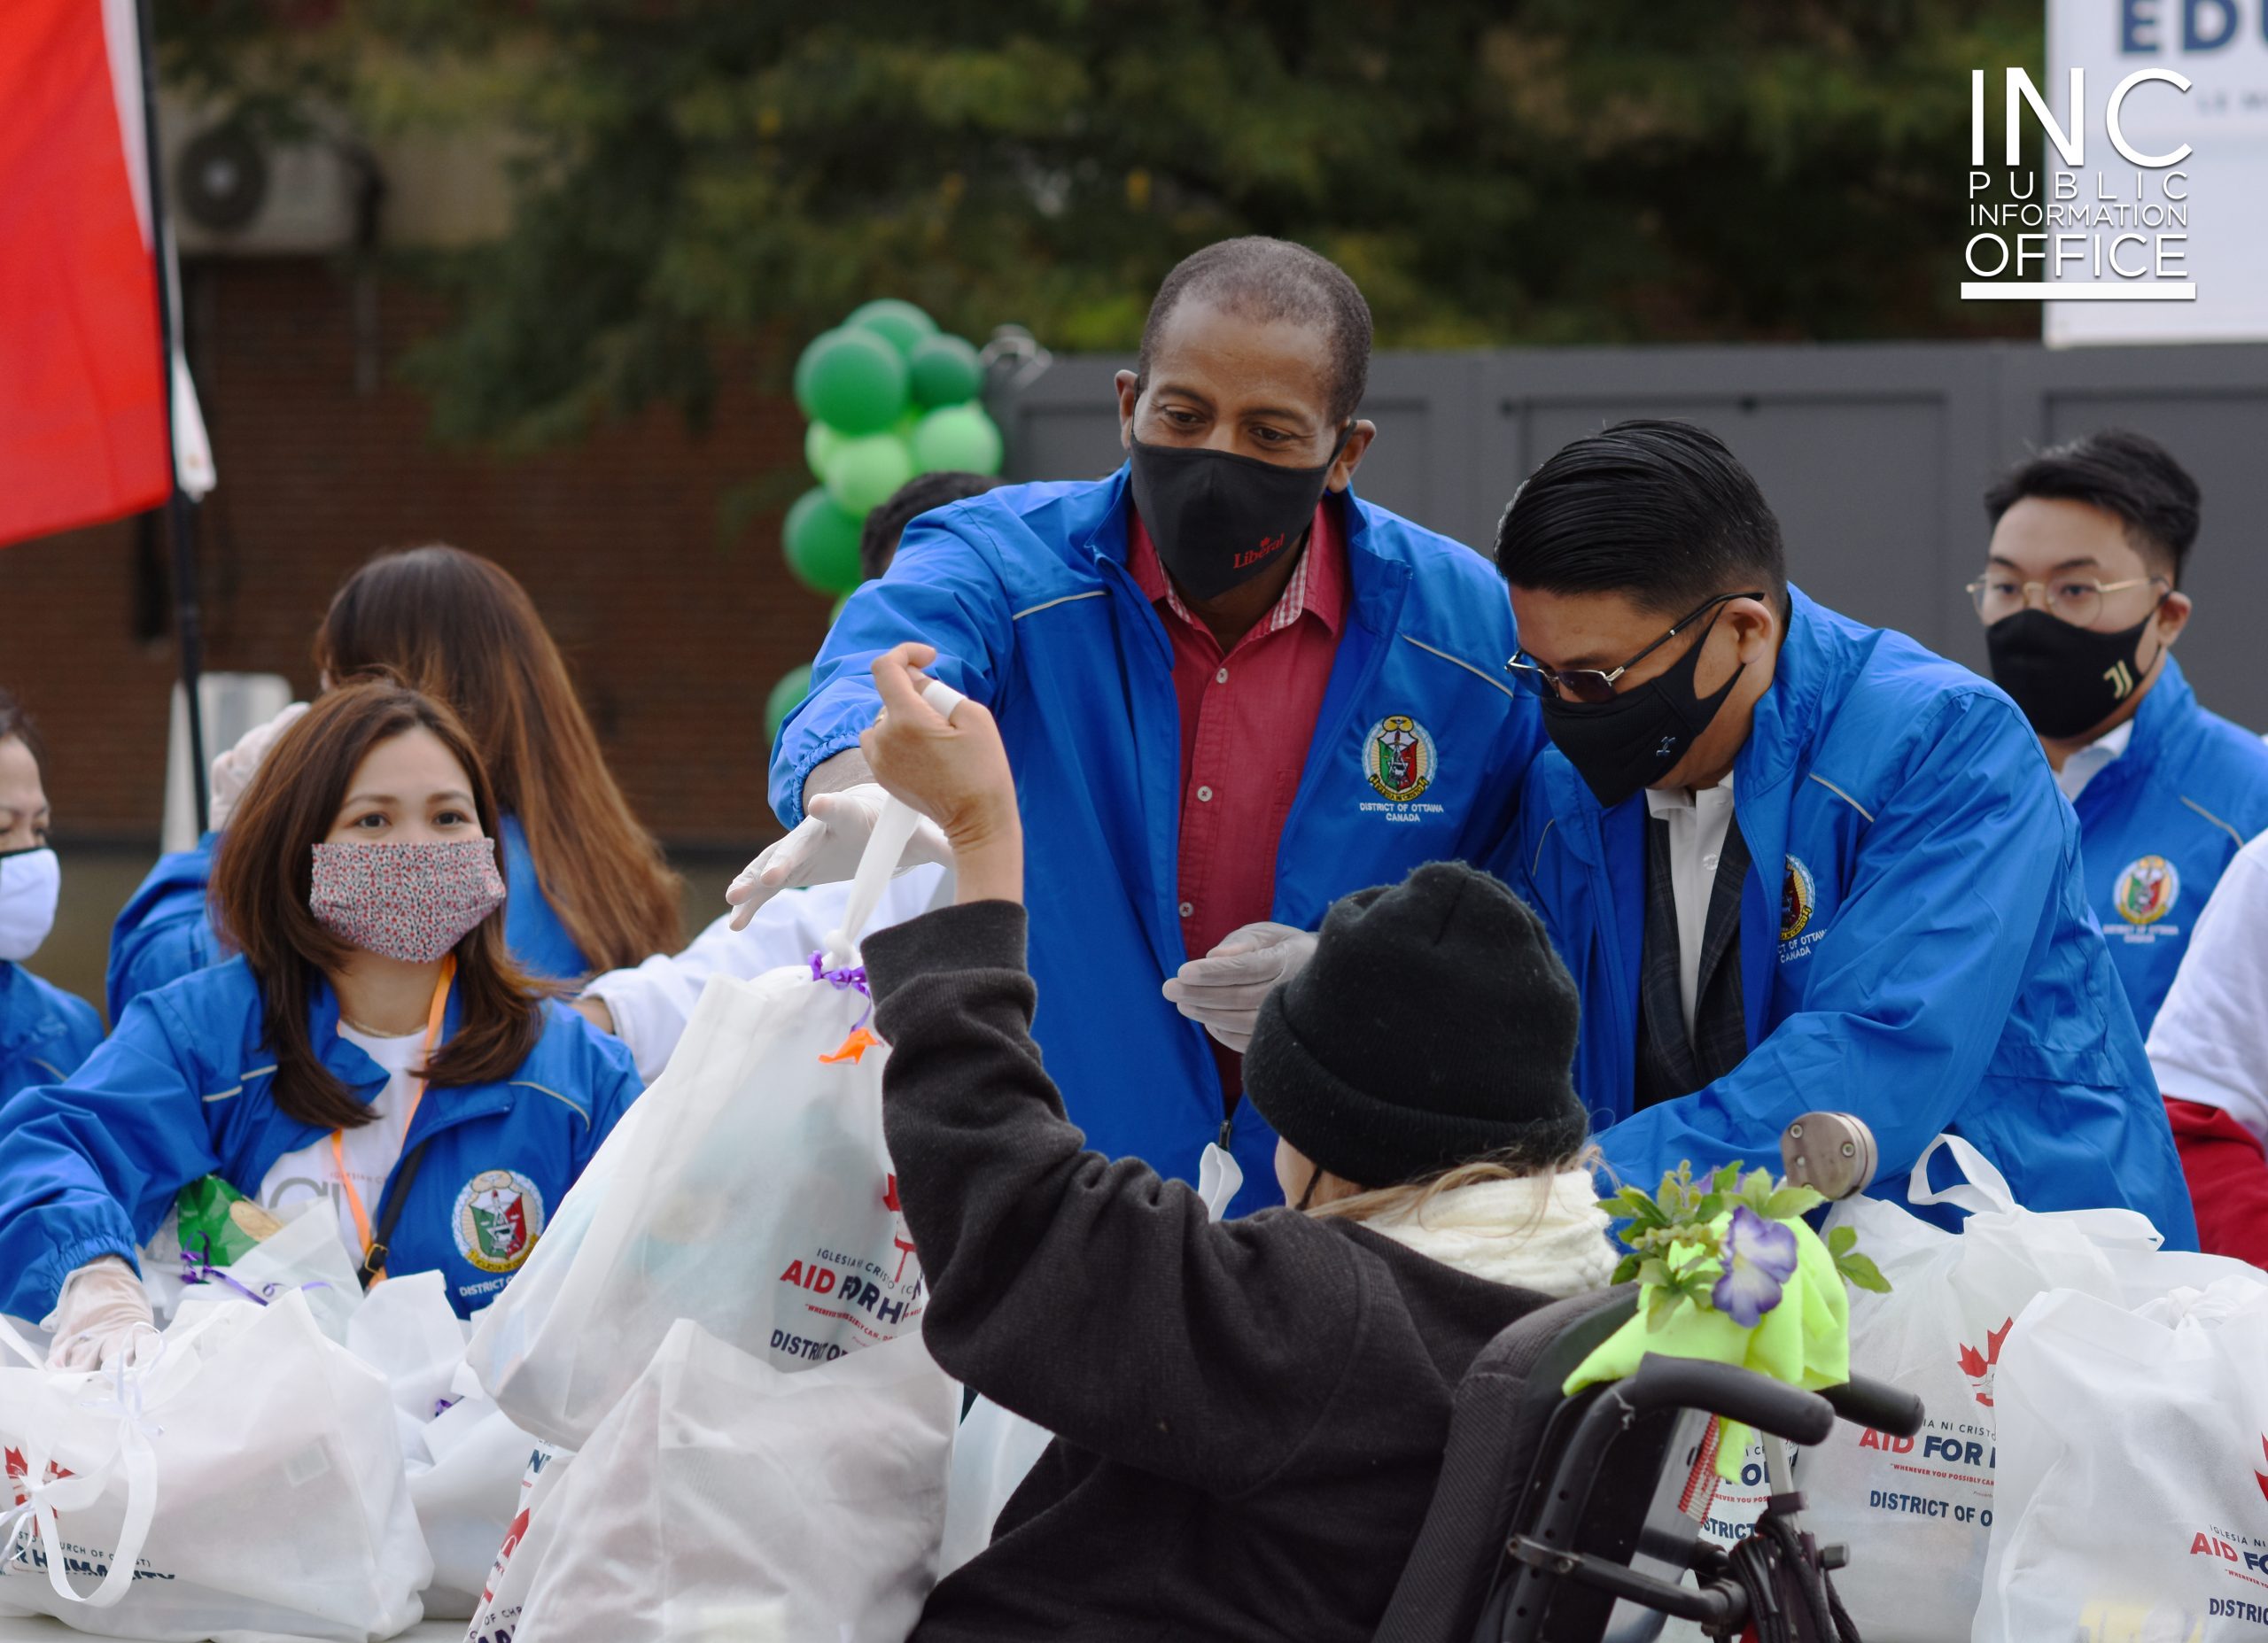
[0,956,642,1320]
[107,814,592,1018]
[1499,587,2196,1245]
[0,963,103,1104]
[2069,655,2268,1035]
[773,469,1543,1214]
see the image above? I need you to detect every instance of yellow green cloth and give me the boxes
[1562,1215,1851,1479]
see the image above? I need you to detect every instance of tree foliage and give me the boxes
[162,0,2043,450]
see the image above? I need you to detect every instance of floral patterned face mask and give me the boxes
[309,839,507,964]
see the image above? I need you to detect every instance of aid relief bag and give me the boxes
[1790,1135,2168,1643]
[1977,1278,2268,1641]
[0,1291,430,1641]
[464,801,932,1451]
[506,1319,954,1643]
[461,1438,573,1643]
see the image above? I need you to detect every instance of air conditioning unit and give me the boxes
[159,96,367,256]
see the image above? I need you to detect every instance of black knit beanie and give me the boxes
[1241,861,1587,1190]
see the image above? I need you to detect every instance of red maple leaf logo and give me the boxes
[1957,1317,2016,1407]
[2256,1436,2268,1507]
[4,1445,72,1508]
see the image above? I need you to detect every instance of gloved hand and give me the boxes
[208,701,310,831]
[43,1256,155,1372]
[725,781,952,930]
[1161,922,1319,1052]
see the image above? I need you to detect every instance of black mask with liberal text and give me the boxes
[1540,610,1744,810]
[1984,607,2160,740]
[1127,430,1350,602]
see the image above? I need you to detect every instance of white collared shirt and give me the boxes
[1643,773,1737,1037]
[2054,718,2133,802]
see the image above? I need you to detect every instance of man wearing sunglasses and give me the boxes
[1493,418,2194,1243]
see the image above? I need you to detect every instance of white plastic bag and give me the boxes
[461,1438,572,1643]
[0,1290,430,1640]
[467,801,930,1449]
[1977,1277,2268,1640]
[144,1196,366,1344]
[1793,1135,2177,1643]
[936,1142,1246,1577]
[345,1273,532,1621]
[508,1319,955,1643]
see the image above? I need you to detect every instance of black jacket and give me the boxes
[866,901,1565,1642]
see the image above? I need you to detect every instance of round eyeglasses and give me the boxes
[1967,573,2166,628]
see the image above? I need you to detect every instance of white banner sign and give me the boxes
[2040,0,2268,343]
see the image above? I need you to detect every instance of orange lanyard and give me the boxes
[331,956,454,1282]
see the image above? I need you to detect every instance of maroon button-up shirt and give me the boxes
[1128,499,1350,1106]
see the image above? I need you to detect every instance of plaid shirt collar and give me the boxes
[1125,498,1347,639]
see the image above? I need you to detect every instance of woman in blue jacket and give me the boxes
[108,545,682,1014]
[4,679,643,1368]
[0,690,102,1102]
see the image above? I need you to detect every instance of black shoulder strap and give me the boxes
[357,1138,433,1290]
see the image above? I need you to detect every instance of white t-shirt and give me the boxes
[1643,773,1737,1037]
[2147,831,2268,1146]
[258,1022,426,1263]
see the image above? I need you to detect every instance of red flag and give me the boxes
[0,0,168,546]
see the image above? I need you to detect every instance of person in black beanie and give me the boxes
[854,639,1616,1643]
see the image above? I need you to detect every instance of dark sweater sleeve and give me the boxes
[866,900,1371,1500]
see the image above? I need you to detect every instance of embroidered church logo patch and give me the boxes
[2115,854,2179,926]
[1363,715,1436,803]
[454,1169,545,1273]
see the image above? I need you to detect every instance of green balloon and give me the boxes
[824,433,915,516]
[910,404,1004,477]
[782,487,866,594]
[845,298,937,358]
[795,328,907,435]
[765,664,813,745]
[908,334,984,407]
[804,421,843,481]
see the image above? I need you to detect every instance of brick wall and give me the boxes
[0,258,828,851]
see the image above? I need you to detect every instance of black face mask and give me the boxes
[1127,430,1350,602]
[1542,611,1744,809]
[1984,608,2160,740]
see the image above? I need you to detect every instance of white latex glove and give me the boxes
[1161,921,1319,1052]
[43,1256,156,1372]
[725,780,952,930]
[208,701,310,831]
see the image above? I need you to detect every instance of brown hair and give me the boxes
[315,545,681,976]
[210,679,543,1130]
[1307,1143,1600,1228]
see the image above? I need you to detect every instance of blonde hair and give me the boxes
[1308,1143,1603,1229]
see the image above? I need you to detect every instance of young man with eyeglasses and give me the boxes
[1976,430,2268,1035]
[1977,430,2268,1265]
[1490,418,2194,1241]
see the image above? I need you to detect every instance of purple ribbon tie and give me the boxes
[809,951,874,1028]
[177,1243,334,1307]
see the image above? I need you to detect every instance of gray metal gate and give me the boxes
[1002,342,2268,731]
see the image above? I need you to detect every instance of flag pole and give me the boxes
[132,0,209,834]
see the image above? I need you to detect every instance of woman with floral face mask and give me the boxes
[0,689,103,1104]
[0,680,643,1368]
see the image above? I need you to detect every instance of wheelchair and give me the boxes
[1375,1114,1926,1643]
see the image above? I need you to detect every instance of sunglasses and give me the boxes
[1504,591,1766,704]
